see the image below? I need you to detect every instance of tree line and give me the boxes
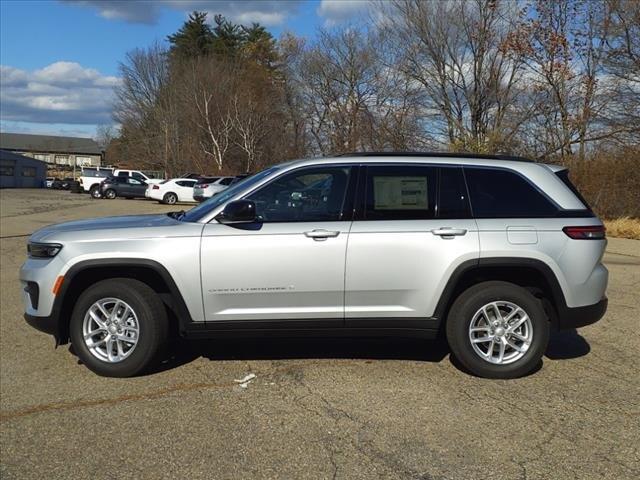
[107,0,639,190]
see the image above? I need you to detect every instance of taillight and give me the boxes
[563,225,606,240]
[152,185,159,189]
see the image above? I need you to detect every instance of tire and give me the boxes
[446,281,549,379]
[69,278,169,377]
[90,185,102,199]
[105,189,116,199]
[163,192,177,204]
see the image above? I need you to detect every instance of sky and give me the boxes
[0,0,371,139]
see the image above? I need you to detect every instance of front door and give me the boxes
[200,165,356,323]
[345,164,480,322]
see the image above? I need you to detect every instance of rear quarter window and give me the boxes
[464,167,558,218]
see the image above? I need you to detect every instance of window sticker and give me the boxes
[373,176,428,210]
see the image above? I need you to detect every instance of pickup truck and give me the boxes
[79,168,164,198]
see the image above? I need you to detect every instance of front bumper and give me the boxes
[558,297,608,329]
[24,313,62,344]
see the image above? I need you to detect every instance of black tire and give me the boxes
[105,189,116,199]
[70,278,168,377]
[90,185,102,199]
[163,192,177,204]
[446,281,549,379]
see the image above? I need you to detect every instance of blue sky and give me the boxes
[0,0,370,138]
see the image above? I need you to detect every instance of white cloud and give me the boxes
[63,0,304,27]
[0,62,119,125]
[317,0,372,27]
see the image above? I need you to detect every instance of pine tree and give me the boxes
[211,14,244,56]
[167,11,214,59]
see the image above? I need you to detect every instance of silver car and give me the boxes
[20,153,608,378]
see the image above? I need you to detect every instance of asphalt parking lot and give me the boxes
[1,189,639,479]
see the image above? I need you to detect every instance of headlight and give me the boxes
[28,243,62,258]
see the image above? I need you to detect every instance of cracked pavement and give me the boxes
[1,189,639,479]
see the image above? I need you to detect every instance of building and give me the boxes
[0,132,102,170]
[0,149,47,188]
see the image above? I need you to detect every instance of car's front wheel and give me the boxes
[163,192,177,204]
[446,281,549,379]
[70,278,168,377]
[104,189,116,199]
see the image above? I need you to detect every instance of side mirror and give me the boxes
[216,200,257,224]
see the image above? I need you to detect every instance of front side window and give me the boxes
[464,167,558,218]
[246,167,352,223]
[364,165,437,220]
[127,178,144,185]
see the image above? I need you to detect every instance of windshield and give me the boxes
[181,166,281,222]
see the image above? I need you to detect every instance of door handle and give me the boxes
[431,227,467,238]
[304,229,340,241]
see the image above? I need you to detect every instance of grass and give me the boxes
[604,217,640,240]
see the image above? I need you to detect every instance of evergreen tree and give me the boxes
[167,11,214,58]
[211,14,244,56]
[242,23,278,67]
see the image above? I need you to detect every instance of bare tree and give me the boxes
[383,0,531,152]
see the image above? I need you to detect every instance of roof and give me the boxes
[337,151,534,162]
[0,132,102,155]
[0,149,47,165]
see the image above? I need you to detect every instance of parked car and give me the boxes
[147,178,197,204]
[20,152,608,378]
[99,176,148,199]
[192,176,236,202]
[45,177,55,188]
[80,168,163,198]
[51,177,75,190]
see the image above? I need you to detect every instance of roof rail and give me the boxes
[336,151,534,162]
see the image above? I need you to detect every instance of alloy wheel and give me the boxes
[82,298,140,363]
[468,301,533,365]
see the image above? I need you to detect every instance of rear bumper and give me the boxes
[558,297,607,330]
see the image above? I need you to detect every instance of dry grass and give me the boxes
[604,217,640,240]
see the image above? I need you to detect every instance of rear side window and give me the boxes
[219,177,234,186]
[364,165,437,220]
[465,167,558,218]
[439,167,471,218]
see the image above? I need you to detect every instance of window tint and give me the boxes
[117,171,128,177]
[219,177,234,186]
[176,180,196,188]
[438,167,471,218]
[465,167,558,218]
[127,178,144,185]
[247,167,351,222]
[132,172,146,181]
[364,165,436,220]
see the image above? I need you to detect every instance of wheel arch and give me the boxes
[53,259,193,344]
[434,258,568,327]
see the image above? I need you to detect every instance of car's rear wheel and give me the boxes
[70,279,168,377]
[446,281,549,379]
[163,192,177,204]
[104,189,116,199]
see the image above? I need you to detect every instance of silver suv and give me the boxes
[20,153,608,378]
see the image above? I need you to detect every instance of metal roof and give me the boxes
[0,132,102,155]
[337,151,534,162]
[0,149,48,165]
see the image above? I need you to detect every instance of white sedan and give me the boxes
[147,178,197,204]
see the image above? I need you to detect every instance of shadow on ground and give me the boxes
[152,337,451,374]
[545,328,591,360]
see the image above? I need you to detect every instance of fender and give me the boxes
[433,257,569,324]
[50,258,195,344]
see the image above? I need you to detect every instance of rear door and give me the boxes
[175,180,197,201]
[345,164,480,323]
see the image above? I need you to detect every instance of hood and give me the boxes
[29,214,183,242]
